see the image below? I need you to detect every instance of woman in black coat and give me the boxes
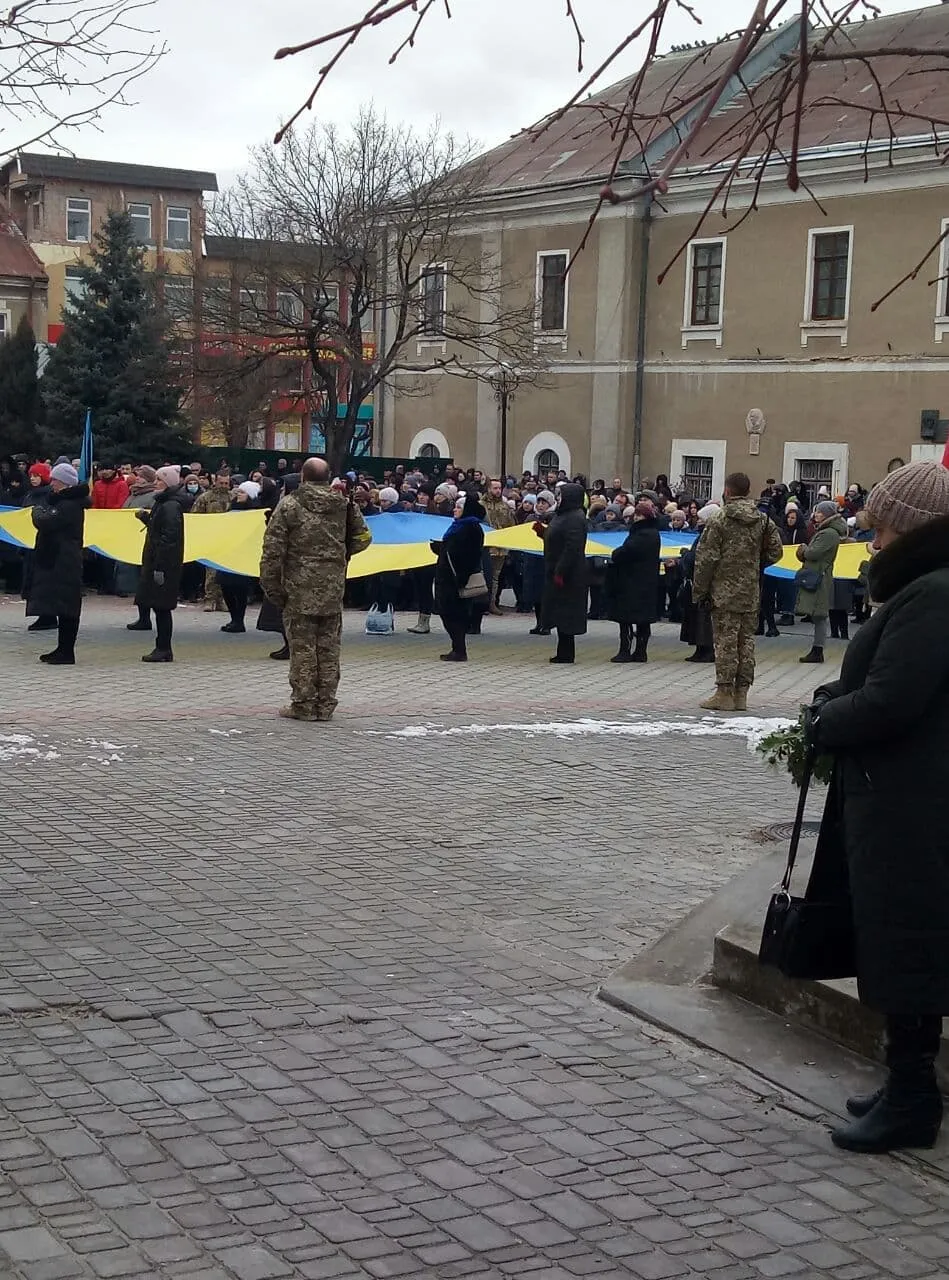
[804,460,949,1155]
[539,482,588,664]
[27,465,88,664]
[135,468,187,663]
[605,500,660,662]
[432,495,486,661]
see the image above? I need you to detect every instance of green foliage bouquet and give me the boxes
[756,713,834,789]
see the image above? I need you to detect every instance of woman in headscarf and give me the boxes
[536,482,588,664]
[431,492,486,662]
[804,461,949,1154]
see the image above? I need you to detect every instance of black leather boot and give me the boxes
[833,1016,943,1153]
[799,647,824,664]
[846,1085,885,1118]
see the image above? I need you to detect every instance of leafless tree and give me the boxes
[0,0,165,153]
[273,1,949,305]
[202,109,540,474]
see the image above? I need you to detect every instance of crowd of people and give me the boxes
[0,450,883,689]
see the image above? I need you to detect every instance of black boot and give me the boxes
[142,649,173,663]
[799,647,824,664]
[846,1085,885,1118]
[611,625,633,663]
[631,635,648,663]
[839,619,850,641]
[127,606,152,631]
[27,616,57,632]
[778,613,795,627]
[829,618,839,640]
[833,1016,943,1153]
[269,644,290,660]
[220,620,246,634]
[39,650,75,665]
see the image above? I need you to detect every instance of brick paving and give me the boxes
[0,598,946,1279]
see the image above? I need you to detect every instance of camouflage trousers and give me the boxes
[203,569,225,612]
[711,607,758,690]
[285,611,343,720]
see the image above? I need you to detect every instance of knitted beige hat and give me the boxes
[864,460,949,534]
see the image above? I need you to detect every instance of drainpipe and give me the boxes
[631,193,653,491]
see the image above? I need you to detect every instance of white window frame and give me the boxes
[0,309,9,340]
[935,217,949,343]
[535,250,570,348]
[166,205,191,248]
[418,263,447,348]
[64,265,86,306]
[782,441,849,496]
[276,289,304,325]
[239,285,264,323]
[522,430,571,478]
[670,438,727,504]
[66,197,91,244]
[127,201,152,244]
[912,444,944,462]
[682,237,726,348]
[801,225,853,347]
[408,428,450,458]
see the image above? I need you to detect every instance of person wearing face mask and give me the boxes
[218,480,261,633]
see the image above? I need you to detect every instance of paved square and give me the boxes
[0,597,945,1279]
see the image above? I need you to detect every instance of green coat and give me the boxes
[795,515,847,619]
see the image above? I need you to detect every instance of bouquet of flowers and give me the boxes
[756,712,834,789]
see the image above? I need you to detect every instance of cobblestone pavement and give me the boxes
[1,599,947,1280]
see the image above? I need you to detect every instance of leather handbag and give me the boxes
[448,553,489,601]
[758,750,856,981]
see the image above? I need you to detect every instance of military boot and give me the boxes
[733,686,749,712]
[700,686,735,712]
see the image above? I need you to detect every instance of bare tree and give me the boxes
[203,109,540,474]
[0,0,165,153]
[273,2,949,303]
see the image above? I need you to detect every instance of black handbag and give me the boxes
[795,566,823,592]
[758,751,856,980]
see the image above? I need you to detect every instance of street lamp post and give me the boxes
[493,361,516,478]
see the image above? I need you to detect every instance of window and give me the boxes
[276,360,304,393]
[810,230,850,321]
[239,285,263,324]
[166,206,191,248]
[30,197,43,233]
[537,252,568,332]
[537,448,559,472]
[420,264,446,337]
[320,283,340,317]
[682,455,714,502]
[418,443,439,459]
[127,202,152,243]
[689,242,723,326]
[796,459,834,510]
[64,266,86,305]
[277,290,304,324]
[66,197,91,243]
[0,313,7,339]
[163,276,193,322]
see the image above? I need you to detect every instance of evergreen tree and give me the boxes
[0,316,39,454]
[41,210,190,460]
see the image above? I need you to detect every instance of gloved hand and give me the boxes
[135,508,149,524]
[801,690,831,745]
[553,573,565,589]
[153,571,164,587]
[532,521,546,538]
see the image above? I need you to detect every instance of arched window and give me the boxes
[536,448,559,472]
[418,443,439,459]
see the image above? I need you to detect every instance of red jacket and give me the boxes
[92,475,130,509]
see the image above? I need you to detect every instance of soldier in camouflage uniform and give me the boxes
[190,473,232,611]
[259,458,372,722]
[482,478,516,614]
[693,472,783,713]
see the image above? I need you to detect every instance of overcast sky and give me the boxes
[34,0,930,189]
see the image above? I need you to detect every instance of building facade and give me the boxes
[382,4,949,496]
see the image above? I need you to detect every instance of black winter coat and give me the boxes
[678,539,714,649]
[542,485,588,635]
[605,517,660,624]
[137,486,187,611]
[433,519,484,617]
[811,515,949,1015]
[26,483,88,618]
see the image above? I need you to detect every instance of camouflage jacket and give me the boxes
[190,487,231,515]
[259,481,372,615]
[693,498,783,612]
[482,494,516,532]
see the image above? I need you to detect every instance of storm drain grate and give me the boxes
[756,820,821,842]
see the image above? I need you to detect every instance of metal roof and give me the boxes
[3,153,218,193]
[476,4,949,195]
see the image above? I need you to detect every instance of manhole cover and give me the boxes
[756,820,821,842]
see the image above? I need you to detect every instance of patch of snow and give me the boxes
[370,716,793,747]
[0,733,60,762]
[209,729,244,737]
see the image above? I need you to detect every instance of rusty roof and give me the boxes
[2,153,218,193]
[0,204,46,282]
[477,4,949,194]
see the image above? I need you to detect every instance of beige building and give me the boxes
[382,4,949,502]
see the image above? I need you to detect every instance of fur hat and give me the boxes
[864,460,949,534]
[50,463,78,487]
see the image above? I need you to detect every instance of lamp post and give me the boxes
[493,361,517,478]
